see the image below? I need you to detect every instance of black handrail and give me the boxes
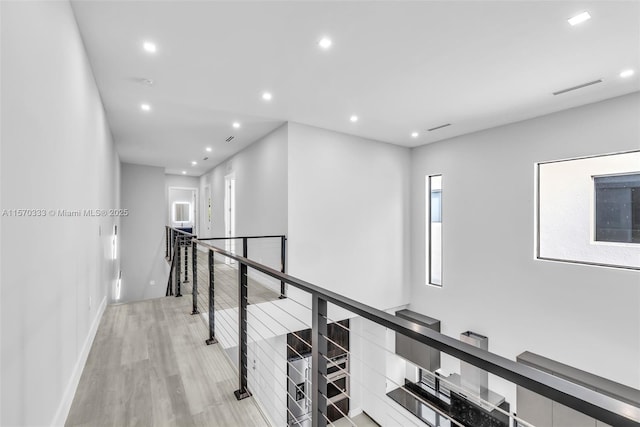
[192,239,640,427]
[166,225,196,237]
[196,234,287,298]
[199,235,285,240]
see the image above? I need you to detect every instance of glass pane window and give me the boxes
[594,174,640,244]
[428,175,442,286]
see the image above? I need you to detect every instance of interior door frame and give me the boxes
[224,174,236,260]
[168,186,199,234]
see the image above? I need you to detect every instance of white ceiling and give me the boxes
[71,1,640,176]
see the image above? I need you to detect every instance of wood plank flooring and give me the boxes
[65,290,270,426]
[176,247,282,316]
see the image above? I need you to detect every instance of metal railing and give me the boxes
[163,226,640,427]
[165,226,197,297]
[198,235,287,299]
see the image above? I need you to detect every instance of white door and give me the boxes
[203,184,212,235]
[224,175,236,261]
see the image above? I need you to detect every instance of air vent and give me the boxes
[225,136,234,142]
[553,79,602,96]
[427,123,451,132]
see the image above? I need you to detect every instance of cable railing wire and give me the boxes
[162,228,640,427]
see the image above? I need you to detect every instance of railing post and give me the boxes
[234,238,251,400]
[176,235,182,297]
[171,230,175,262]
[184,236,189,283]
[205,249,218,345]
[191,240,199,315]
[279,236,287,299]
[165,227,169,258]
[312,294,328,427]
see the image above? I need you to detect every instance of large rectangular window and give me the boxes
[537,150,640,270]
[427,175,442,286]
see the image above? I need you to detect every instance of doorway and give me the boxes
[168,187,197,234]
[203,184,212,235]
[224,174,236,260]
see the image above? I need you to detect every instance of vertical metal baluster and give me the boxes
[172,230,176,262]
[205,249,218,345]
[279,235,287,299]
[176,235,182,297]
[184,236,189,282]
[191,240,199,314]
[312,294,328,427]
[165,227,169,258]
[234,238,251,400]
[169,230,173,262]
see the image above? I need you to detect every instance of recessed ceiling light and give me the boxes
[350,115,358,123]
[620,69,635,78]
[568,11,591,26]
[232,121,241,129]
[411,132,419,138]
[318,37,332,49]
[205,147,212,152]
[191,161,197,166]
[143,41,157,53]
[262,92,273,101]
[140,103,151,111]
[181,171,187,175]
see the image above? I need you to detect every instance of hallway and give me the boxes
[65,294,268,426]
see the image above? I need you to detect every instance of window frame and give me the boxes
[535,150,640,271]
[593,172,640,245]
[426,174,443,286]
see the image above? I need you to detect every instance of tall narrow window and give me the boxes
[427,175,442,286]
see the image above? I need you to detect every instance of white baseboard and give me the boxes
[51,296,107,426]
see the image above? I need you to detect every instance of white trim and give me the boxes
[168,186,199,232]
[51,296,107,426]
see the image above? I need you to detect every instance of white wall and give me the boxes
[287,122,411,310]
[0,1,120,425]
[200,123,288,239]
[165,174,199,231]
[350,317,423,426]
[409,93,640,408]
[248,334,288,427]
[199,124,288,289]
[539,151,640,268]
[120,163,167,303]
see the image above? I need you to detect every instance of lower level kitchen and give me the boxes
[212,299,637,427]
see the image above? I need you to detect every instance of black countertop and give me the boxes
[387,386,452,427]
[386,380,510,427]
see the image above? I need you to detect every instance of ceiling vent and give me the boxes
[553,79,602,96]
[427,123,451,132]
[225,136,234,142]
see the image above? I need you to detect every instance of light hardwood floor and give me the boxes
[176,246,283,315]
[65,290,270,426]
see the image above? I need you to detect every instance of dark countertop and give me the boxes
[386,380,510,427]
[386,384,452,427]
